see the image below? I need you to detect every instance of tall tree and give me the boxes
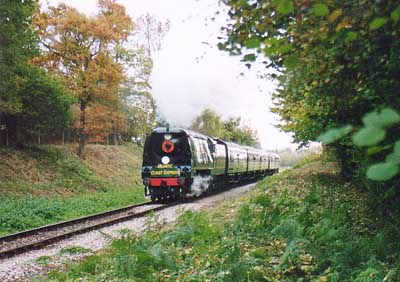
[32,0,132,155]
[117,14,170,144]
[0,0,37,114]
[0,0,72,146]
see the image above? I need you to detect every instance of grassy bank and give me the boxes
[43,157,400,281]
[0,144,145,235]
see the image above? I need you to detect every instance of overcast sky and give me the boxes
[43,0,297,150]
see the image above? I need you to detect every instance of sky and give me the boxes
[43,0,297,150]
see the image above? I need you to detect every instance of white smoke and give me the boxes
[188,175,212,197]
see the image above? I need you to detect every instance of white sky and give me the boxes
[43,0,297,150]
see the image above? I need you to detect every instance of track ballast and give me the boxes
[0,201,178,260]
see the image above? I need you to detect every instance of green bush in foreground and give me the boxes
[45,161,400,282]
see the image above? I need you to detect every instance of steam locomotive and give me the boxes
[141,128,280,202]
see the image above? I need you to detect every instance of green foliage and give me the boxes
[60,246,90,255]
[362,108,400,128]
[275,0,293,15]
[220,0,400,208]
[319,108,400,181]
[317,125,352,144]
[369,17,389,30]
[367,163,398,181]
[191,108,259,146]
[0,0,73,143]
[0,145,144,235]
[42,160,400,281]
[0,0,38,113]
[17,65,74,131]
[352,127,386,147]
[313,3,329,17]
[36,256,53,266]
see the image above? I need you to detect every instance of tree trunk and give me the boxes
[78,101,87,157]
[5,115,17,147]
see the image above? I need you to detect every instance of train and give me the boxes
[141,127,280,202]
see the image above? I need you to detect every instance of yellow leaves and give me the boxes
[32,1,133,146]
[328,9,342,23]
[335,18,352,33]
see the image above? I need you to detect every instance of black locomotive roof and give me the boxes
[152,127,210,140]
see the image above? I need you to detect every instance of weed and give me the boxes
[36,255,52,266]
[60,246,90,256]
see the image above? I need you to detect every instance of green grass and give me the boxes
[36,256,53,266]
[0,187,144,236]
[60,246,90,256]
[0,144,145,236]
[42,157,400,282]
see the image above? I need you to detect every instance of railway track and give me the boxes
[0,201,179,260]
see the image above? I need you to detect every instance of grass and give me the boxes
[36,256,53,266]
[42,156,400,282]
[0,144,145,236]
[60,246,90,256]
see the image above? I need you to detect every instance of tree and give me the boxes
[0,0,37,114]
[191,108,259,146]
[116,14,170,144]
[32,0,132,155]
[136,13,170,58]
[224,117,259,147]
[219,1,400,172]
[191,109,226,138]
[0,0,73,146]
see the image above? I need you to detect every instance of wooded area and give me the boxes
[0,0,259,155]
[0,0,168,155]
[219,0,400,210]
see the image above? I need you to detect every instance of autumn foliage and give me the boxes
[32,0,132,155]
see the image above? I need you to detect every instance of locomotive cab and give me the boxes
[142,128,192,200]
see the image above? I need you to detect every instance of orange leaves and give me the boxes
[73,103,127,143]
[32,0,133,153]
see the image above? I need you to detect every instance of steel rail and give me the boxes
[0,181,260,260]
[0,201,178,260]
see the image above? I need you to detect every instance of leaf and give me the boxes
[386,153,400,164]
[352,127,386,147]
[276,0,293,15]
[394,140,400,154]
[367,145,391,155]
[284,54,299,69]
[313,3,329,17]
[327,9,342,22]
[391,6,400,22]
[369,17,389,30]
[317,125,352,144]
[362,108,400,128]
[238,0,247,7]
[367,162,399,181]
[244,38,261,49]
[242,54,256,62]
[386,140,400,164]
[345,31,357,43]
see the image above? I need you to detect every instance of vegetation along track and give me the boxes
[0,201,178,260]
